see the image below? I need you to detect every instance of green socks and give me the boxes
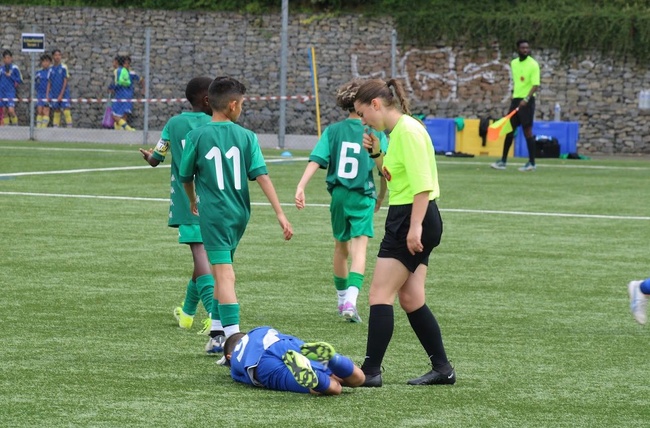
[195,274,215,315]
[181,279,199,316]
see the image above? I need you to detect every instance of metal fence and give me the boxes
[1,27,320,151]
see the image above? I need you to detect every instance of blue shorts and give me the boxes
[50,100,71,109]
[256,339,332,393]
[112,102,132,116]
[0,97,15,108]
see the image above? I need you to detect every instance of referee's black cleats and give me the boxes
[361,372,383,387]
[407,367,456,386]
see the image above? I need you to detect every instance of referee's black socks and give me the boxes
[407,304,453,375]
[525,135,536,165]
[361,304,394,375]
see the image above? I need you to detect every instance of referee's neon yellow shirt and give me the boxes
[510,56,540,99]
[383,115,439,205]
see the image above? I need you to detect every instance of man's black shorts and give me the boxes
[377,200,443,273]
[509,97,536,129]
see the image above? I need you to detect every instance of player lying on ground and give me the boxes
[222,326,365,395]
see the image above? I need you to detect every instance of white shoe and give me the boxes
[518,162,536,172]
[205,334,226,354]
[490,161,506,170]
[341,302,362,323]
[628,280,648,325]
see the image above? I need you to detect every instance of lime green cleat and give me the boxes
[173,306,194,329]
[283,350,319,389]
[300,341,336,363]
[197,318,211,335]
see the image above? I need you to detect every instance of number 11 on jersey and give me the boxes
[205,146,242,190]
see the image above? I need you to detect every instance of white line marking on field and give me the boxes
[0,165,166,177]
[1,191,648,221]
[440,208,650,221]
[0,157,307,178]
[436,160,650,174]
[0,145,308,160]
[0,146,138,153]
[436,160,649,171]
[0,191,169,202]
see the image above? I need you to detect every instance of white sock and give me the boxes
[224,324,240,338]
[211,319,223,332]
[337,290,346,306]
[345,287,359,306]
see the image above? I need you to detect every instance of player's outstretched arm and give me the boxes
[256,174,293,240]
[295,161,320,210]
[139,148,160,167]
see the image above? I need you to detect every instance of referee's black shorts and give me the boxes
[377,199,443,273]
[508,97,536,129]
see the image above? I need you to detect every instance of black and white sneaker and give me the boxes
[407,367,456,385]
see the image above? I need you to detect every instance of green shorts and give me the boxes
[330,186,375,242]
[207,249,235,265]
[178,224,203,244]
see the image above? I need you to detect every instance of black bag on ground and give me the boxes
[535,135,560,158]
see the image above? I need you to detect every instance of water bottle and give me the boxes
[638,91,645,109]
[554,103,561,121]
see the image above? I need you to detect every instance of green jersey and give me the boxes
[178,121,267,251]
[309,118,388,198]
[383,115,439,205]
[153,111,212,227]
[510,56,540,99]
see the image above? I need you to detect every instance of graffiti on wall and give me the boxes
[352,46,513,103]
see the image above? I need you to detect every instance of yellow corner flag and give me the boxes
[487,108,518,142]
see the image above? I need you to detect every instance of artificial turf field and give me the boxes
[1,140,648,427]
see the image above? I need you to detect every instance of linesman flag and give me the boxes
[487,108,519,142]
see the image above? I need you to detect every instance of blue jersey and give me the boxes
[111,67,132,116]
[229,326,332,393]
[0,64,23,98]
[35,68,50,100]
[47,63,69,99]
[128,69,141,96]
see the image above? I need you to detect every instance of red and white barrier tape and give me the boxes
[0,95,313,103]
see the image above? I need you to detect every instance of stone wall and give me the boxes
[1,6,649,154]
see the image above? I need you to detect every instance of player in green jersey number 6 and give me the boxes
[295,79,387,323]
[180,76,293,349]
[140,77,216,340]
